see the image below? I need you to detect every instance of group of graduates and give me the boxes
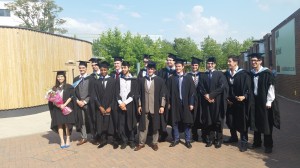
[48,52,280,154]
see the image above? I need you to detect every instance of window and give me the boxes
[0,9,11,17]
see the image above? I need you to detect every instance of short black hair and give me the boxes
[228,55,239,63]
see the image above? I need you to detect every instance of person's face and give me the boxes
[121,66,130,75]
[175,63,184,73]
[206,62,216,71]
[191,64,199,72]
[147,67,156,76]
[143,58,149,66]
[114,61,122,70]
[250,57,262,69]
[227,58,237,70]
[166,58,175,67]
[91,63,99,72]
[79,65,87,75]
[57,75,65,84]
[100,67,108,77]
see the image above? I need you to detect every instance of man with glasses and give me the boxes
[138,54,152,79]
[248,53,280,154]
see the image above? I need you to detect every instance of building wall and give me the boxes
[0,26,92,110]
[271,9,300,101]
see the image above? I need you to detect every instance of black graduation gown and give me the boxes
[157,67,176,126]
[198,71,229,127]
[250,69,280,135]
[48,84,75,134]
[110,71,121,79]
[138,68,147,79]
[138,76,167,132]
[168,74,197,130]
[94,76,116,135]
[115,76,138,132]
[73,75,94,134]
[225,69,253,132]
[187,72,202,129]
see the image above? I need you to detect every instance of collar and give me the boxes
[79,73,88,78]
[100,75,110,79]
[121,73,133,78]
[251,66,268,74]
[206,69,215,73]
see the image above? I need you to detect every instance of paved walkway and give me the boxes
[0,96,299,168]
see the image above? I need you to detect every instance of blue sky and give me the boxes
[56,0,300,43]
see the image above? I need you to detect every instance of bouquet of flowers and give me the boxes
[45,88,72,115]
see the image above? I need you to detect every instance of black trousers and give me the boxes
[253,128,273,148]
[229,129,248,142]
[206,122,223,142]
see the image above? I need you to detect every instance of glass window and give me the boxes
[0,9,11,17]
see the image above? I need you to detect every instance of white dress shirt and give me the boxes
[117,74,133,105]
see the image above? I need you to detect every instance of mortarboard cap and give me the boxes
[167,53,177,60]
[53,70,66,76]
[247,53,264,59]
[122,61,130,67]
[89,58,101,63]
[175,57,187,65]
[99,61,110,69]
[206,57,216,63]
[77,60,89,67]
[191,57,203,65]
[143,54,153,59]
[146,61,156,69]
[113,56,123,62]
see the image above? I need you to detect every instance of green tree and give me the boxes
[221,38,242,57]
[5,0,67,34]
[201,36,224,69]
[174,37,202,61]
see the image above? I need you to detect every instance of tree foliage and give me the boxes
[5,0,67,34]
[92,28,254,74]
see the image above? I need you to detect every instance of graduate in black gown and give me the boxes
[48,70,75,149]
[116,61,138,149]
[110,56,123,80]
[168,58,197,149]
[87,57,102,144]
[187,57,204,143]
[224,56,253,152]
[138,54,152,79]
[156,52,177,142]
[73,61,94,146]
[95,61,119,149]
[134,62,167,151]
[198,57,228,149]
[248,53,280,154]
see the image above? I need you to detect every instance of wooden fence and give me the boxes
[0,26,92,110]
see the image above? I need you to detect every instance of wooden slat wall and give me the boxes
[0,27,92,110]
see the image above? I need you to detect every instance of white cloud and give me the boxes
[102,4,126,11]
[256,0,270,11]
[130,12,141,18]
[61,17,106,42]
[179,5,229,42]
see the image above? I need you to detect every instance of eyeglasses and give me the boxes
[250,59,261,62]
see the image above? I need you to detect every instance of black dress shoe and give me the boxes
[169,141,179,147]
[185,142,192,149]
[129,142,135,149]
[239,142,248,152]
[205,141,213,147]
[223,137,238,144]
[265,147,272,153]
[249,143,262,149]
[158,134,168,142]
[215,141,222,148]
[97,141,107,148]
[191,136,198,143]
[120,143,127,149]
[113,142,119,149]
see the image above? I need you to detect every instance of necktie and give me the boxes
[116,72,120,79]
[178,75,183,100]
[193,74,198,86]
[208,71,212,87]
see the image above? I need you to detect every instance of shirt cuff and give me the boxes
[124,97,133,105]
[117,100,123,105]
[266,101,272,107]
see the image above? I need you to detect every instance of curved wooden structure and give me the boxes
[0,26,92,110]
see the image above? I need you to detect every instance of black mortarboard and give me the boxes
[175,57,187,65]
[77,60,89,67]
[89,58,101,63]
[53,70,66,76]
[167,53,177,60]
[146,61,156,69]
[247,53,264,59]
[99,61,110,69]
[143,54,153,59]
[122,61,130,67]
[206,57,216,63]
[113,56,123,62]
[191,57,203,65]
